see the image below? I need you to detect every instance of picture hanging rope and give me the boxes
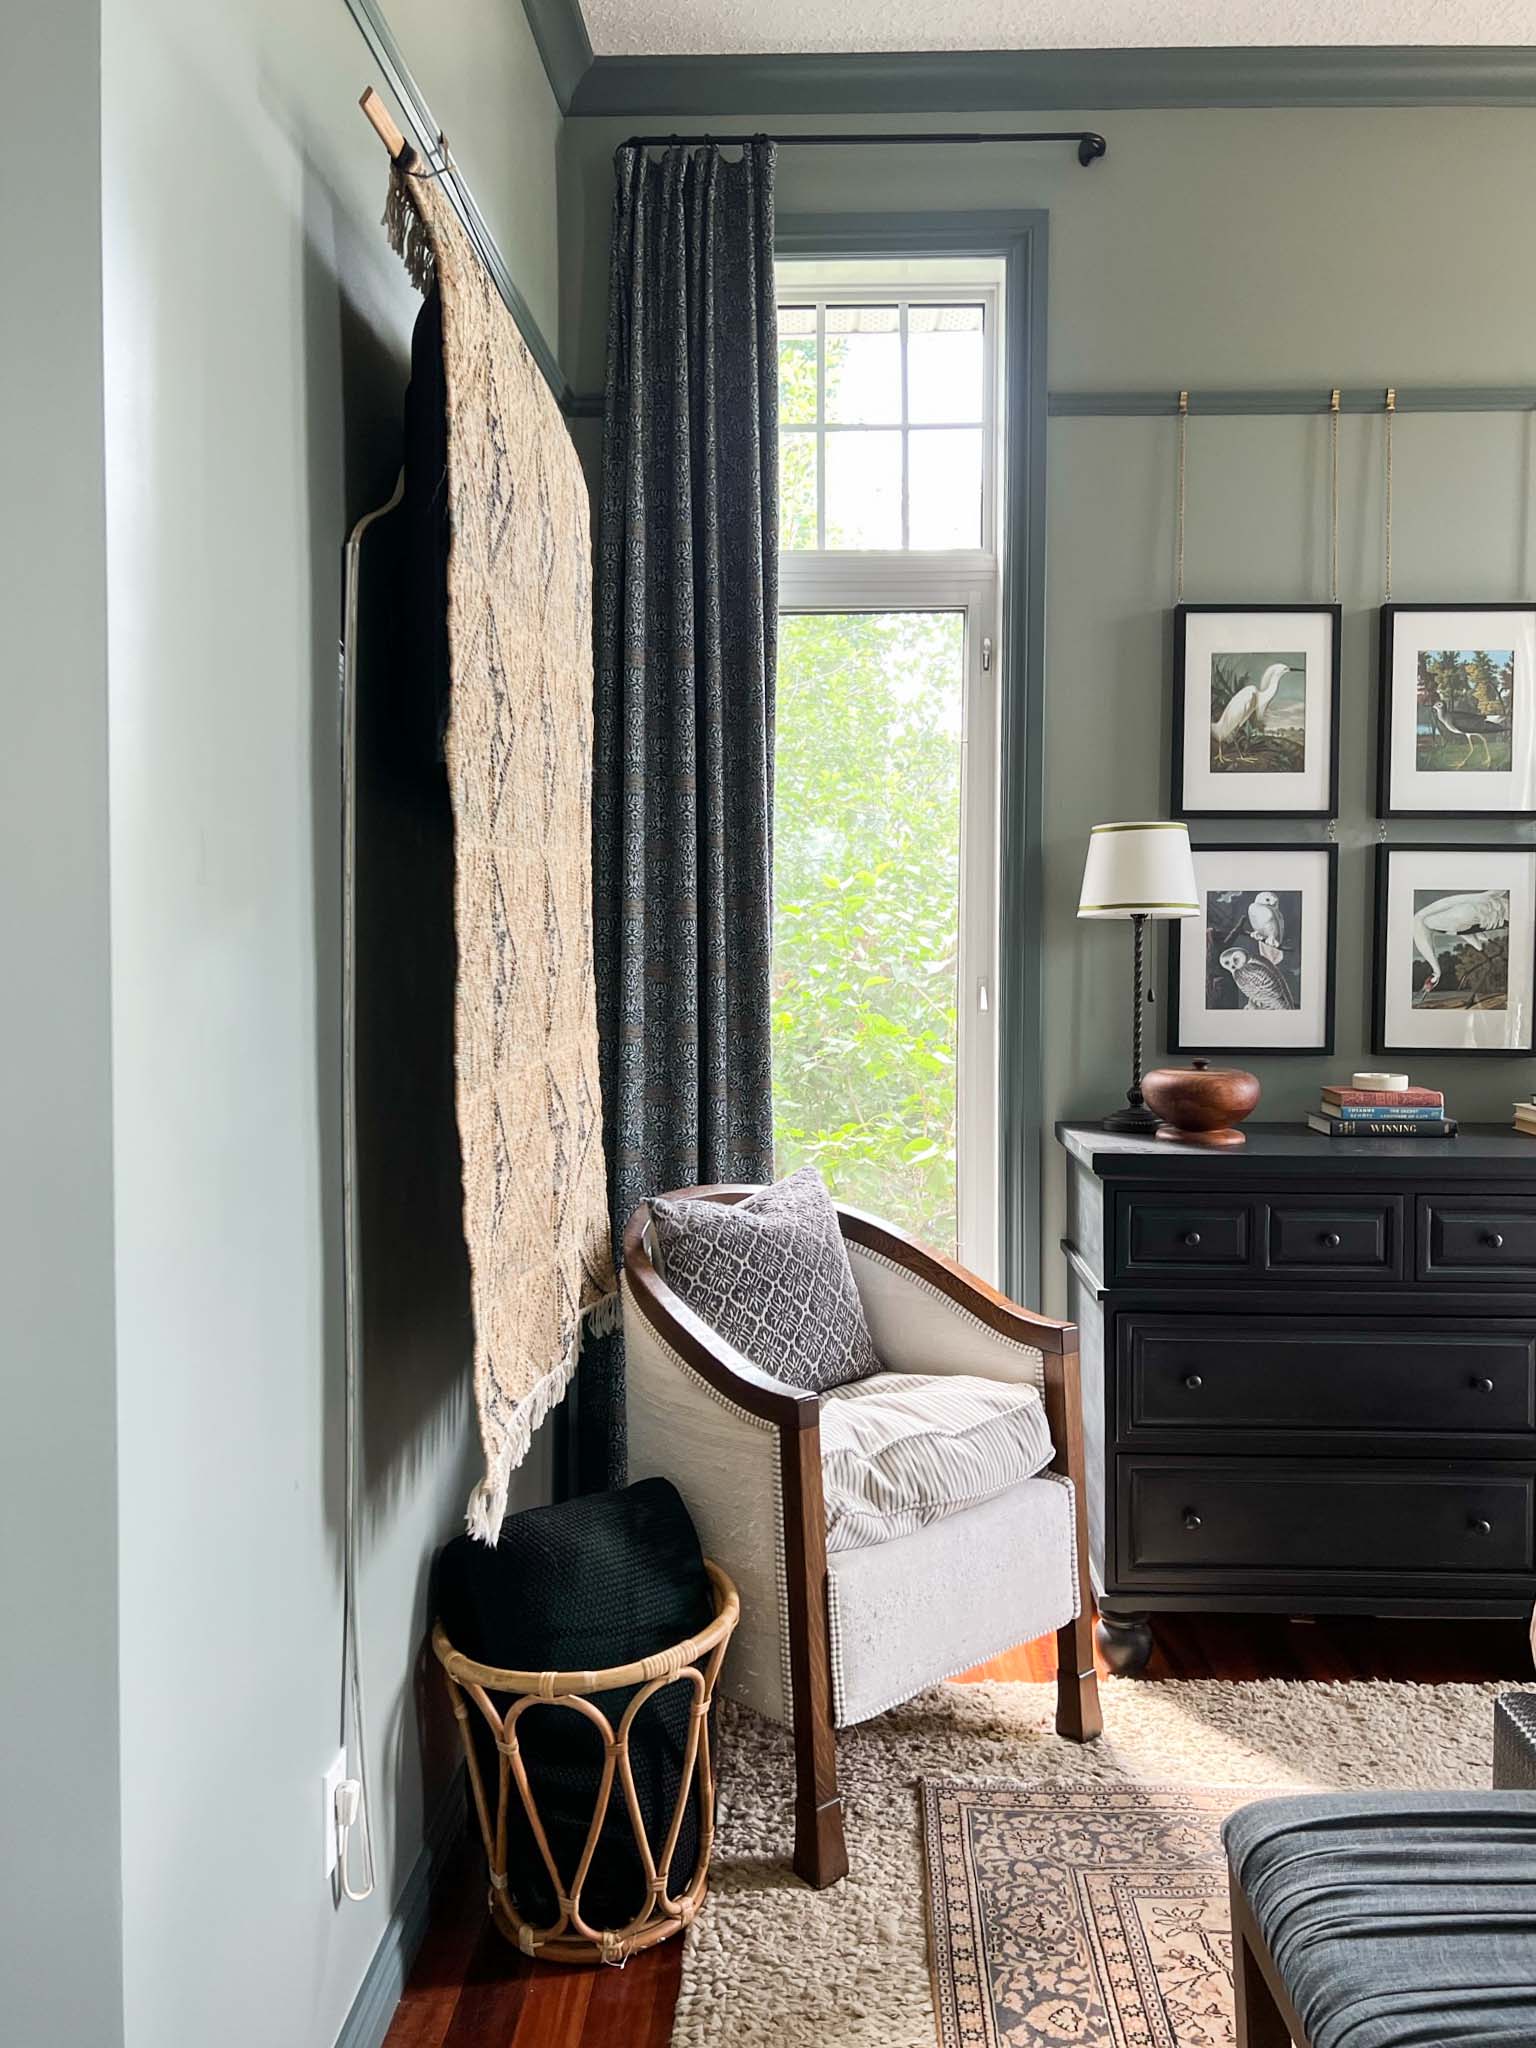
[1384,386,1397,601]
[1187,389,1196,598]
[1329,387,1341,605]
[1172,386,1344,602]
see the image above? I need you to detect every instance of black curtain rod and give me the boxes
[625,130,1108,167]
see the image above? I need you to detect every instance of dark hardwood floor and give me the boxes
[383,1613,1532,2048]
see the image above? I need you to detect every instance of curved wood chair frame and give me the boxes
[433,1559,740,1963]
[622,1187,1102,1892]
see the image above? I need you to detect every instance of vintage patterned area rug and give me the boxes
[671,1679,1499,2048]
[922,1779,1248,2048]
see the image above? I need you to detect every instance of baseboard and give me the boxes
[334,1769,468,2048]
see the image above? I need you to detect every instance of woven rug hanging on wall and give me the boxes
[383,160,613,1539]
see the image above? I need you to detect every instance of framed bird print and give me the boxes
[1169,843,1337,1055]
[1172,603,1341,818]
[1372,843,1536,1056]
[1377,603,1536,816]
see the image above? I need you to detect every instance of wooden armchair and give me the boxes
[622,1186,1101,1890]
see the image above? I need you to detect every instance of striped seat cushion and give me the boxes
[819,1373,1055,1556]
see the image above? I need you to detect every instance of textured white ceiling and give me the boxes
[579,0,1536,58]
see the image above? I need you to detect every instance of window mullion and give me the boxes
[898,300,910,551]
[815,300,826,551]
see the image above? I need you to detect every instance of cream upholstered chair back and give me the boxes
[621,1184,1100,1892]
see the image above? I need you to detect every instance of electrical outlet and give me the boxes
[323,1749,348,1881]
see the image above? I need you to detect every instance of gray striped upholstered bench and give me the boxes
[1224,1700,1536,2048]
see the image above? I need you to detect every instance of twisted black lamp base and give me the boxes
[1100,913,1161,1132]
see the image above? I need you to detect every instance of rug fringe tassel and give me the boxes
[465,1335,583,1543]
[382,169,435,296]
[585,1287,622,1338]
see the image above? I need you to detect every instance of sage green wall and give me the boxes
[1,4,123,2041]
[97,2,562,2043]
[561,108,1536,1309]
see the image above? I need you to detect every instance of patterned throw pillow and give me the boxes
[648,1167,878,1394]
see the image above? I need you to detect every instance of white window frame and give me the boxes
[776,277,1003,1280]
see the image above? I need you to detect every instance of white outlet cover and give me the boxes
[323,1749,348,1882]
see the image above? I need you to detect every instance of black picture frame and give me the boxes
[1168,842,1338,1056]
[1377,602,1536,818]
[1371,841,1536,1057]
[1172,602,1342,820]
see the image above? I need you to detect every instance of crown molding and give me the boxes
[521,0,593,113]
[567,44,1536,117]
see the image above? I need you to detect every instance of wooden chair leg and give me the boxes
[1229,1869,1298,2048]
[791,1677,848,1890]
[1054,1610,1103,1742]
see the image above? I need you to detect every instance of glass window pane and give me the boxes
[825,431,902,548]
[907,304,984,424]
[779,431,818,551]
[824,304,901,425]
[908,429,982,548]
[778,313,817,426]
[773,610,964,1252]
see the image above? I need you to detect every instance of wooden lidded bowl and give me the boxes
[1141,1059,1261,1148]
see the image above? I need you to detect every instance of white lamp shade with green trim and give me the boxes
[1077,821,1199,921]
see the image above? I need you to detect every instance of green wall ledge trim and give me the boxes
[568,45,1536,117]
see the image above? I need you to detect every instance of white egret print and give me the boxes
[1411,888,1510,1010]
[1415,650,1514,773]
[1208,652,1306,774]
[1206,886,1302,1011]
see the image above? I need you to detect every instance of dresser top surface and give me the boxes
[1058,1121,1536,1181]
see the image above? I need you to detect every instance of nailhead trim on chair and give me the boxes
[623,1278,798,1725]
[825,1471,1081,1728]
[844,1244,1047,1393]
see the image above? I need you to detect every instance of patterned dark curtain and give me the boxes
[579,141,779,1491]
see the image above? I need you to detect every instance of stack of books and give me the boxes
[1306,1080,1455,1139]
[1514,1100,1536,1138]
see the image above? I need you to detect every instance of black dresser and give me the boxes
[1058,1122,1536,1672]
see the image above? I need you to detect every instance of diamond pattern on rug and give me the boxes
[922,1780,1259,2048]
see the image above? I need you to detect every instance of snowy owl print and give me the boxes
[1206,887,1302,1011]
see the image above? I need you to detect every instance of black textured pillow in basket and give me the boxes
[434,1478,716,1932]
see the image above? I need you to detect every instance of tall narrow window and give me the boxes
[772,263,1003,1276]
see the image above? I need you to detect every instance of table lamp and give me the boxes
[1077,821,1199,1132]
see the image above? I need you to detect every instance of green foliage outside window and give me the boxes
[771,610,963,1249]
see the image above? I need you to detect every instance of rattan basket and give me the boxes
[433,1558,739,1963]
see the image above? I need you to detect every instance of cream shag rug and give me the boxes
[674,1679,1498,2048]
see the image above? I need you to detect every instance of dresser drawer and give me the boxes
[1265,1200,1401,1277]
[1116,1195,1251,1278]
[1118,1458,1535,1580]
[1120,1316,1536,1440]
[1419,1199,1536,1282]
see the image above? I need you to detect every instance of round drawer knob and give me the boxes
[1320,1231,1342,1249]
[1182,1509,1202,1531]
[1484,1232,1505,1249]
[1475,1377,1496,1394]
[1181,1230,1202,1248]
[1471,1517,1493,1536]
[1183,1373,1203,1391]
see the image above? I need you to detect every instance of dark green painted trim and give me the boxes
[343,0,577,407]
[519,0,593,114]
[1051,385,1536,417]
[333,1771,466,2048]
[569,45,1536,117]
[777,208,1050,1304]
